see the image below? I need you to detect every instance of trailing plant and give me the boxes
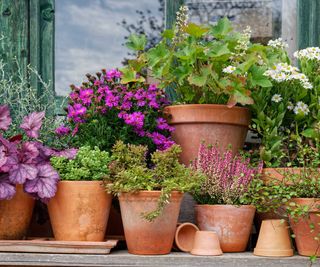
[107,140,203,221]
[50,146,110,181]
[192,143,263,205]
[56,69,174,153]
[0,105,76,201]
[121,6,286,106]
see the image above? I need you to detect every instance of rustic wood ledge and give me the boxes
[0,251,319,267]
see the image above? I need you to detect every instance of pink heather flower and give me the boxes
[55,125,71,136]
[123,112,145,129]
[156,118,174,132]
[106,69,121,80]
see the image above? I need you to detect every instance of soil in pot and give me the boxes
[289,198,320,257]
[48,181,112,241]
[0,185,35,239]
[119,191,183,255]
[195,204,256,252]
[164,104,250,165]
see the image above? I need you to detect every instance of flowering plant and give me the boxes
[0,105,77,201]
[56,69,174,152]
[192,143,263,205]
[250,43,320,167]
[122,7,281,106]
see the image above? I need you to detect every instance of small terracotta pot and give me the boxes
[254,219,293,257]
[190,231,223,256]
[195,204,256,252]
[48,181,112,241]
[289,198,320,257]
[0,185,34,239]
[164,104,250,165]
[174,222,199,252]
[262,168,302,183]
[119,191,183,255]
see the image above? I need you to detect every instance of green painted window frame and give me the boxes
[1,0,319,111]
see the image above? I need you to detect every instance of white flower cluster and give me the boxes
[173,5,189,43]
[293,101,310,115]
[264,63,313,89]
[234,26,252,55]
[222,65,236,74]
[267,38,289,50]
[293,47,320,61]
[271,94,282,103]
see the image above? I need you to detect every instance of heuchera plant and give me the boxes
[0,105,77,201]
[192,143,263,205]
[56,69,174,153]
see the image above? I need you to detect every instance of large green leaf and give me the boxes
[206,42,230,58]
[147,43,169,67]
[125,34,147,51]
[210,17,232,38]
[187,67,211,87]
[250,66,272,87]
[120,68,145,84]
[184,23,209,38]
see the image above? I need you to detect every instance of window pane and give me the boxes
[55,0,163,95]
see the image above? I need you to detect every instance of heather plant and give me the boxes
[192,143,263,205]
[56,69,174,153]
[107,140,203,221]
[50,146,110,181]
[0,105,77,201]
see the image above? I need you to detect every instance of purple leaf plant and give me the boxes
[0,105,77,201]
[193,143,263,205]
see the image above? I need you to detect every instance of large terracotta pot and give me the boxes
[164,104,250,165]
[195,204,256,252]
[0,185,35,239]
[48,181,112,241]
[119,191,183,255]
[289,198,320,257]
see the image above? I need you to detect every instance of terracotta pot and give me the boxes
[262,168,302,183]
[288,198,320,257]
[190,231,223,256]
[254,219,293,257]
[119,191,183,255]
[174,222,199,252]
[0,185,34,239]
[195,204,256,252]
[48,181,112,241]
[164,104,250,165]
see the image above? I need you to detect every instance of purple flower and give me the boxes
[106,69,122,80]
[105,93,119,108]
[55,125,71,136]
[67,104,86,119]
[148,84,158,92]
[137,100,146,107]
[156,118,175,132]
[69,92,79,101]
[134,89,147,101]
[147,132,175,150]
[149,100,160,109]
[123,112,145,129]
[121,101,132,110]
[79,89,94,105]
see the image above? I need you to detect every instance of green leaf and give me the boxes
[184,23,209,38]
[125,34,147,51]
[250,66,273,87]
[210,17,233,38]
[120,68,145,84]
[128,59,146,72]
[187,67,211,87]
[228,90,254,106]
[162,29,174,39]
[301,128,316,138]
[147,43,169,67]
[206,42,230,58]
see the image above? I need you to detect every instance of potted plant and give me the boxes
[121,6,284,165]
[192,143,262,252]
[49,146,112,241]
[0,105,72,239]
[106,140,202,255]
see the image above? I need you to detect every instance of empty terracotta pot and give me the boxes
[254,219,293,257]
[119,191,183,255]
[48,181,112,241]
[0,185,34,239]
[289,198,320,257]
[195,204,256,252]
[175,222,199,252]
[190,231,223,256]
[164,104,250,165]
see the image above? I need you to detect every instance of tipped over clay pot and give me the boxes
[175,223,199,252]
[254,219,293,257]
[190,231,223,256]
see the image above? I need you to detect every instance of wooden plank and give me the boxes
[0,240,118,254]
[165,0,184,29]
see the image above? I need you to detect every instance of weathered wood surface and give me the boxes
[0,240,117,254]
[0,251,318,267]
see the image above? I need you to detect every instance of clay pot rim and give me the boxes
[195,204,256,209]
[119,190,183,197]
[164,104,249,111]
[175,223,199,252]
[290,198,320,211]
[58,180,107,184]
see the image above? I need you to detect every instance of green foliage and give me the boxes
[50,146,111,181]
[121,15,281,106]
[107,140,203,221]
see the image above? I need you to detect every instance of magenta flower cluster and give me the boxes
[193,143,263,205]
[58,69,174,150]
